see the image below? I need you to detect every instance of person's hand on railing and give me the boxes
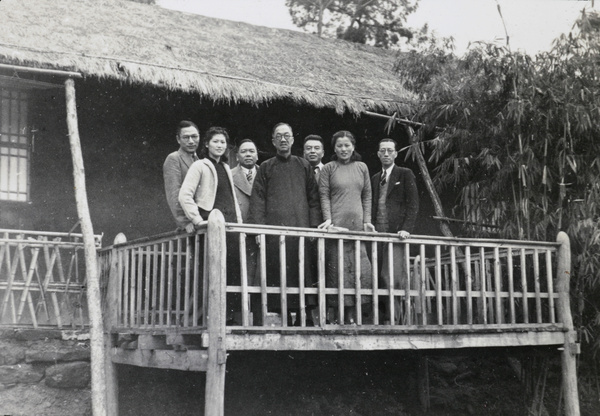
[397,230,410,240]
[184,223,196,234]
[364,223,375,232]
[318,219,332,230]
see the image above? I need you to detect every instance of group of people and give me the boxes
[163,120,419,325]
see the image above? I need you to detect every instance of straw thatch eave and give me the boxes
[0,0,417,115]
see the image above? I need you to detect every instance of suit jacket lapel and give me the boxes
[178,149,197,169]
[386,166,401,199]
[233,168,253,196]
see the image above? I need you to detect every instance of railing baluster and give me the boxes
[533,249,542,323]
[317,237,326,327]
[405,242,411,325]
[117,249,124,326]
[166,240,173,327]
[159,242,166,326]
[371,241,379,325]
[546,249,556,324]
[479,247,487,325]
[127,249,136,327]
[435,245,443,325]
[520,249,529,324]
[493,247,502,324]
[450,246,458,325]
[203,233,209,327]
[485,255,494,323]
[465,246,473,325]
[298,236,306,327]
[136,247,143,327]
[122,249,129,327]
[183,237,192,328]
[386,242,394,325]
[507,248,515,324]
[175,238,183,326]
[144,245,151,327]
[259,234,267,325]
[279,235,287,327]
[151,243,158,327]
[338,239,344,325]
[354,240,361,326]
[443,263,450,325]
[240,233,250,327]
[193,234,200,327]
[419,244,427,325]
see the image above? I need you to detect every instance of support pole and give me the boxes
[205,210,227,416]
[417,353,430,411]
[556,232,579,416]
[65,78,107,416]
[104,234,125,416]
[406,126,454,238]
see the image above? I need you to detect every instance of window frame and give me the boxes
[0,87,31,203]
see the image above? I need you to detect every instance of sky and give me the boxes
[158,0,597,55]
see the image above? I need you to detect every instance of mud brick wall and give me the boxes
[0,329,92,416]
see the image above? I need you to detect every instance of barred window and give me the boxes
[0,88,30,202]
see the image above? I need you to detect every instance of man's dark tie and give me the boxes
[314,166,320,181]
[246,170,253,183]
[380,171,387,187]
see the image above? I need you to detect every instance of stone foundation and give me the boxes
[0,328,91,416]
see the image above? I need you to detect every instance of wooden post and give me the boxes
[65,78,107,416]
[205,210,227,416]
[104,234,124,416]
[417,353,430,411]
[556,232,580,416]
[406,126,454,238]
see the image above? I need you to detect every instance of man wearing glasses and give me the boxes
[163,120,200,231]
[371,138,419,324]
[249,122,321,325]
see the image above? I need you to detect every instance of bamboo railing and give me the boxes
[0,228,101,328]
[100,216,570,335]
[100,229,209,330]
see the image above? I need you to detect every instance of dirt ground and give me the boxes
[117,348,600,415]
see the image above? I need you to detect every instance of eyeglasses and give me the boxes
[378,148,396,154]
[274,133,293,140]
[180,134,200,141]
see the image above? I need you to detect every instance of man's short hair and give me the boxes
[272,122,292,136]
[177,120,199,136]
[235,138,257,153]
[379,138,398,151]
[303,135,324,146]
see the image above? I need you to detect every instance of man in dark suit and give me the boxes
[231,139,260,305]
[163,120,200,231]
[371,138,419,324]
[231,139,258,221]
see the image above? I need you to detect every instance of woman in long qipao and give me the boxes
[318,131,374,324]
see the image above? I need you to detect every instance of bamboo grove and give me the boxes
[394,11,600,358]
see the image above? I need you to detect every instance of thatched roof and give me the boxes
[0,0,416,115]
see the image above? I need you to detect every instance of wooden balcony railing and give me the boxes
[100,211,572,337]
[0,228,102,328]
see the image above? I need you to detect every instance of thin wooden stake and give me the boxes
[65,78,106,415]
